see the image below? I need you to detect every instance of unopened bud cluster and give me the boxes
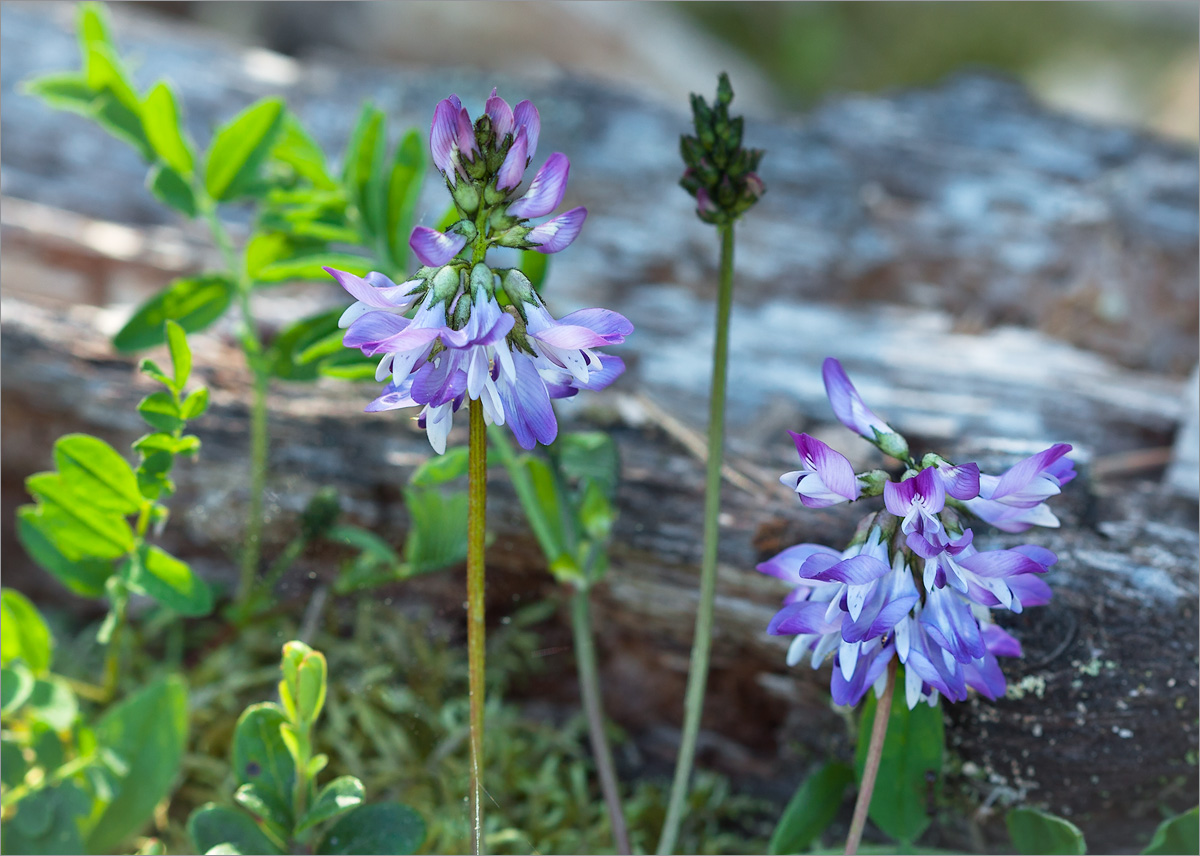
[680,73,766,225]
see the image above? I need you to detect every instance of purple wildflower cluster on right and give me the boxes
[758,358,1075,709]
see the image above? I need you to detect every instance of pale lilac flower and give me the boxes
[409,226,468,267]
[325,268,422,328]
[780,432,861,508]
[522,301,632,386]
[965,444,1076,533]
[822,358,896,443]
[526,207,588,254]
[884,468,947,550]
[508,153,570,218]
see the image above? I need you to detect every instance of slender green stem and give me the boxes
[571,586,631,854]
[203,202,271,608]
[845,659,897,856]
[467,398,488,855]
[657,222,736,855]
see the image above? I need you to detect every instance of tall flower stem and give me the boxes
[570,585,632,855]
[845,659,897,856]
[467,397,488,856]
[657,222,736,855]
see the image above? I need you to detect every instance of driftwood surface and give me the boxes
[2,3,1198,851]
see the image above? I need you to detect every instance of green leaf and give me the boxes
[133,432,201,456]
[181,387,210,420]
[386,128,425,269]
[188,804,282,856]
[1007,807,1086,855]
[297,776,365,834]
[25,678,79,732]
[231,703,296,829]
[124,545,213,617]
[85,675,188,854]
[341,104,388,240]
[142,82,194,175]
[136,450,176,501]
[325,525,400,565]
[317,802,426,855]
[15,506,113,597]
[205,98,286,201]
[769,761,854,855]
[147,163,198,217]
[84,44,154,161]
[855,676,944,846]
[0,589,53,674]
[520,249,550,293]
[317,361,379,381]
[1,662,36,715]
[233,783,290,840]
[2,737,29,788]
[267,309,342,381]
[166,319,192,389]
[25,473,135,559]
[22,72,96,115]
[113,275,235,352]
[409,446,469,487]
[489,428,571,568]
[1143,806,1199,855]
[403,488,469,575]
[54,433,143,516]
[254,252,373,285]
[271,114,337,190]
[139,358,174,388]
[138,391,183,433]
[78,2,115,53]
[557,431,620,499]
[578,481,615,543]
[2,782,89,855]
[295,330,348,366]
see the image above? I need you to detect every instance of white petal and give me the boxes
[786,635,814,668]
[339,301,373,328]
[839,639,860,682]
[846,582,869,621]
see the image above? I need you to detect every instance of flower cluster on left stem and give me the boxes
[326,89,632,453]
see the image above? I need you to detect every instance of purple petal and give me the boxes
[430,97,460,176]
[757,544,840,584]
[1011,544,1058,569]
[982,624,1023,658]
[570,354,625,392]
[324,267,417,309]
[499,355,557,450]
[963,652,1007,700]
[831,643,893,707]
[343,312,409,352]
[527,207,587,254]
[991,444,1073,501]
[810,554,892,585]
[883,478,918,517]
[513,99,540,162]
[1008,574,1053,608]
[768,601,841,636]
[796,552,842,580]
[409,226,467,267]
[822,357,890,439]
[508,153,570,218]
[555,308,634,342]
[365,379,416,412]
[485,88,514,140]
[455,105,477,160]
[496,129,528,191]
[790,432,859,503]
[920,587,985,663]
[959,549,1045,579]
[940,462,981,500]
[411,358,468,407]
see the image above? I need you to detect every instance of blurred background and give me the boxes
[138,0,1199,142]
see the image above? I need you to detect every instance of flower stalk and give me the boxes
[844,658,897,856]
[659,71,763,855]
[467,396,488,855]
[657,222,735,855]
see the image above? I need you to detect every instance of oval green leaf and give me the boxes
[254,252,373,285]
[54,434,143,514]
[166,319,192,388]
[297,776,365,834]
[85,675,188,854]
[1,663,36,715]
[25,473,135,559]
[15,506,113,596]
[232,703,295,828]
[1143,806,1199,855]
[1006,807,1086,855]
[0,589,53,675]
[138,391,183,434]
[142,82,194,175]
[205,98,286,201]
[114,275,234,352]
[188,803,282,856]
[125,545,213,617]
[147,163,198,217]
[317,802,426,855]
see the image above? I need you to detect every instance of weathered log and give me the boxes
[2,2,1197,851]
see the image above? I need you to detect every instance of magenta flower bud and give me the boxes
[513,99,540,163]
[496,129,529,191]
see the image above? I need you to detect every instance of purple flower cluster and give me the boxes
[758,358,1075,709]
[327,91,631,453]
